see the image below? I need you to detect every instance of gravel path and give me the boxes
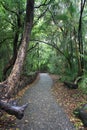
[16,73,76,130]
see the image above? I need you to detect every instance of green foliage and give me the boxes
[60,69,77,82]
[56,14,68,21]
[0,0,26,80]
[0,44,11,81]
[0,0,87,85]
[79,75,87,94]
[68,2,76,16]
[48,55,63,74]
[25,43,51,73]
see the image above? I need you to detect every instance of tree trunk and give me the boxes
[3,9,22,79]
[0,0,34,98]
[3,31,19,80]
[78,0,86,76]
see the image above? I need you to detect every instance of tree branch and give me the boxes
[33,7,48,26]
[35,0,51,8]
[0,37,13,46]
[30,39,66,57]
[1,2,18,16]
[49,10,64,32]
[27,42,38,52]
[30,39,72,68]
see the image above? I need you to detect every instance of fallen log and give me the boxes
[63,76,82,89]
[73,104,87,127]
[64,81,78,89]
[0,100,28,119]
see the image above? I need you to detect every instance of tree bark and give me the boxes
[78,0,86,76]
[3,31,19,80]
[0,100,28,119]
[3,8,23,79]
[0,0,34,98]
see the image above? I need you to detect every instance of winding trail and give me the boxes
[16,73,76,130]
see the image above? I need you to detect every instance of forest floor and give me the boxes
[50,74,87,130]
[0,73,76,130]
[0,73,87,130]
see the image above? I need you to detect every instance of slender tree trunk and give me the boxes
[78,0,86,76]
[0,0,34,98]
[3,7,23,79]
[3,31,18,79]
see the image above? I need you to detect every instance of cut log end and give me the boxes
[12,103,29,120]
[0,100,28,120]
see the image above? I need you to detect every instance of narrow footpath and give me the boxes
[16,73,76,130]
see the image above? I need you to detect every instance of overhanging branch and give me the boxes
[27,42,39,52]
[33,7,48,26]
[35,0,51,8]
[30,39,72,67]
[30,39,66,58]
[48,10,64,32]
